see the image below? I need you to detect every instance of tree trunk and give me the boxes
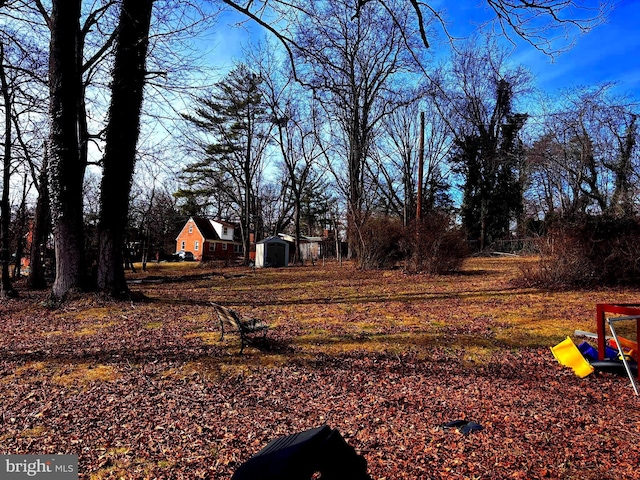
[96,0,153,296]
[0,42,16,298]
[12,174,29,279]
[28,155,51,290]
[243,167,251,266]
[242,112,252,266]
[48,0,86,299]
[293,201,301,265]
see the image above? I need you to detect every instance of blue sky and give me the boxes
[506,0,640,96]
[209,1,639,99]
[425,0,640,96]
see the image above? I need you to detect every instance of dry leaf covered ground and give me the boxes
[1,257,640,479]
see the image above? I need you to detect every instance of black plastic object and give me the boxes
[231,425,372,480]
[442,419,484,435]
[590,359,638,376]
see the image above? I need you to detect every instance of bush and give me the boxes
[353,216,406,269]
[403,213,469,274]
[352,213,469,273]
[519,216,640,287]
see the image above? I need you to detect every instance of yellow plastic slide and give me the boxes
[551,336,594,378]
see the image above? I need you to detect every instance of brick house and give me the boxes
[175,217,242,261]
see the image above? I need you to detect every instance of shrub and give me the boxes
[353,215,405,269]
[352,213,469,273]
[519,216,640,287]
[403,213,469,274]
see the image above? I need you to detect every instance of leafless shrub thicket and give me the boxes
[353,214,468,273]
[520,217,640,287]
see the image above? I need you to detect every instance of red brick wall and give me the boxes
[175,220,205,260]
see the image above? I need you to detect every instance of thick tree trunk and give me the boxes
[48,0,86,299]
[293,202,301,265]
[96,0,153,296]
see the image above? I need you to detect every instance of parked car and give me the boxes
[175,251,194,261]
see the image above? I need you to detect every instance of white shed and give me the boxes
[255,236,289,268]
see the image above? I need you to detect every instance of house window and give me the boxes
[222,243,228,250]
[194,241,199,251]
[223,226,228,235]
[188,224,193,234]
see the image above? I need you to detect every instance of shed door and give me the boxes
[266,243,286,267]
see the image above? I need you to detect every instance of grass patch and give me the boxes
[15,361,48,375]
[293,331,435,355]
[20,426,48,438]
[70,321,118,337]
[90,448,134,480]
[185,331,221,345]
[52,364,120,387]
[66,307,119,321]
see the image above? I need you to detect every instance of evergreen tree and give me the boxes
[451,80,527,250]
[182,64,271,265]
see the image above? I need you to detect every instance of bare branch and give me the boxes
[222,0,303,80]
[33,0,50,28]
[485,0,612,57]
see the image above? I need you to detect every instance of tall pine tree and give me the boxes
[181,64,271,265]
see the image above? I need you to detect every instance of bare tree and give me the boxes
[526,86,639,220]
[609,113,638,217]
[252,44,326,262]
[27,153,50,289]
[128,180,181,269]
[0,8,50,288]
[483,0,610,57]
[10,0,216,299]
[46,0,88,299]
[289,0,424,259]
[221,0,610,68]
[376,91,454,224]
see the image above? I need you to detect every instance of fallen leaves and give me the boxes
[1,259,640,478]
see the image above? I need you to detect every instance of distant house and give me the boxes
[175,217,242,261]
[278,233,323,263]
[300,236,323,262]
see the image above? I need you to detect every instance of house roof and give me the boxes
[216,219,237,229]
[191,217,220,241]
[278,233,295,243]
[278,233,323,243]
[187,217,242,242]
